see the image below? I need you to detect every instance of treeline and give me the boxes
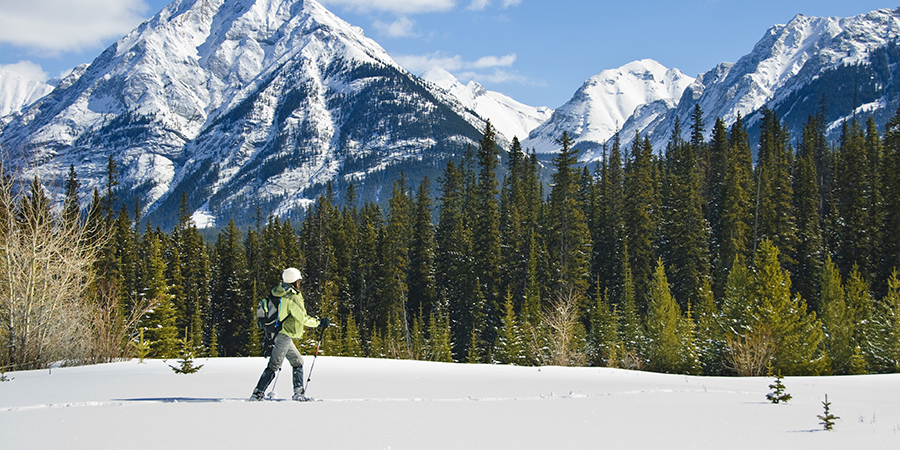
[3,104,900,377]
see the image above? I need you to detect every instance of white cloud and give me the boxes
[373,16,418,38]
[320,0,456,14]
[0,61,50,82]
[395,52,539,86]
[502,0,522,7]
[467,0,490,11]
[395,52,517,73]
[0,0,150,53]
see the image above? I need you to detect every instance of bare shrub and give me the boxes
[725,327,774,377]
[539,285,587,367]
[0,168,109,369]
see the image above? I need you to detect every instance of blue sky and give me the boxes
[0,0,895,108]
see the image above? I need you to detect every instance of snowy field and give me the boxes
[2,357,899,449]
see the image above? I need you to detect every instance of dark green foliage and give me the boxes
[660,115,711,306]
[546,132,592,298]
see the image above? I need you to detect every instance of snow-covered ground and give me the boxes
[2,357,898,449]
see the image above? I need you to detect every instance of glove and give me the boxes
[318,317,330,330]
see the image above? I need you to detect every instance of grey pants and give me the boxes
[268,333,304,373]
[254,333,305,396]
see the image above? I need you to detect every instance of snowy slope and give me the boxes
[646,8,900,150]
[2,357,899,449]
[0,0,483,228]
[523,59,693,159]
[0,64,55,118]
[422,67,553,142]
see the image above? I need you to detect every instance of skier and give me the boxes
[251,267,328,401]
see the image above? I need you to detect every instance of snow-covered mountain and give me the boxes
[644,7,900,150]
[523,59,694,160]
[0,64,55,118]
[525,8,900,161]
[0,0,483,228]
[421,67,552,143]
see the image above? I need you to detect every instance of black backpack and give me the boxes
[256,294,282,354]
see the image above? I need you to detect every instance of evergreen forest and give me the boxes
[3,103,900,378]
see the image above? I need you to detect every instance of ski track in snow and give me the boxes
[1,388,760,413]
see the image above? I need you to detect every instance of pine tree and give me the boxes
[835,120,880,277]
[660,115,711,306]
[211,219,249,357]
[472,121,503,351]
[435,159,476,361]
[342,315,363,357]
[546,132,592,299]
[593,134,626,303]
[766,371,792,404]
[618,247,647,370]
[820,257,853,374]
[869,270,900,373]
[624,134,659,313]
[408,178,437,317]
[426,301,454,362]
[63,164,81,225]
[751,240,824,375]
[588,285,620,367]
[817,394,840,431]
[494,291,524,365]
[845,265,876,371]
[645,259,683,373]
[882,107,900,286]
[792,115,824,306]
[754,109,797,269]
[376,181,411,355]
[140,228,178,359]
[717,116,754,296]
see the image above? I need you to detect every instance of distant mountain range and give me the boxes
[2,1,899,227]
[525,8,900,157]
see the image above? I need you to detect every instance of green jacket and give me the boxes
[272,283,320,339]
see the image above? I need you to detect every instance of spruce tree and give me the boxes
[751,239,824,375]
[376,181,411,354]
[717,116,754,296]
[593,134,626,303]
[869,270,900,373]
[623,134,659,313]
[754,109,797,269]
[546,132,592,299]
[645,259,683,373]
[845,265,876,372]
[211,219,249,357]
[820,257,853,374]
[494,292,524,365]
[472,121,502,351]
[63,164,81,225]
[882,107,900,286]
[408,178,437,317]
[588,285,620,367]
[660,116,711,306]
[794,115,825,306]
[140,228,178,359]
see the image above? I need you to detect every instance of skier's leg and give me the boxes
[251,333,289,399]
[283,338,306,400]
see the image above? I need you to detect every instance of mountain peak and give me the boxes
[0,0,483,228]
[523,58,693,156]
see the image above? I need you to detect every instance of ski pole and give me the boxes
[267,367,281,397]
[304,325,327,393]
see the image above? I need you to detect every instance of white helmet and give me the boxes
[282,267,302,284]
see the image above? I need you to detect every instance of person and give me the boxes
[251,267,328,401]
